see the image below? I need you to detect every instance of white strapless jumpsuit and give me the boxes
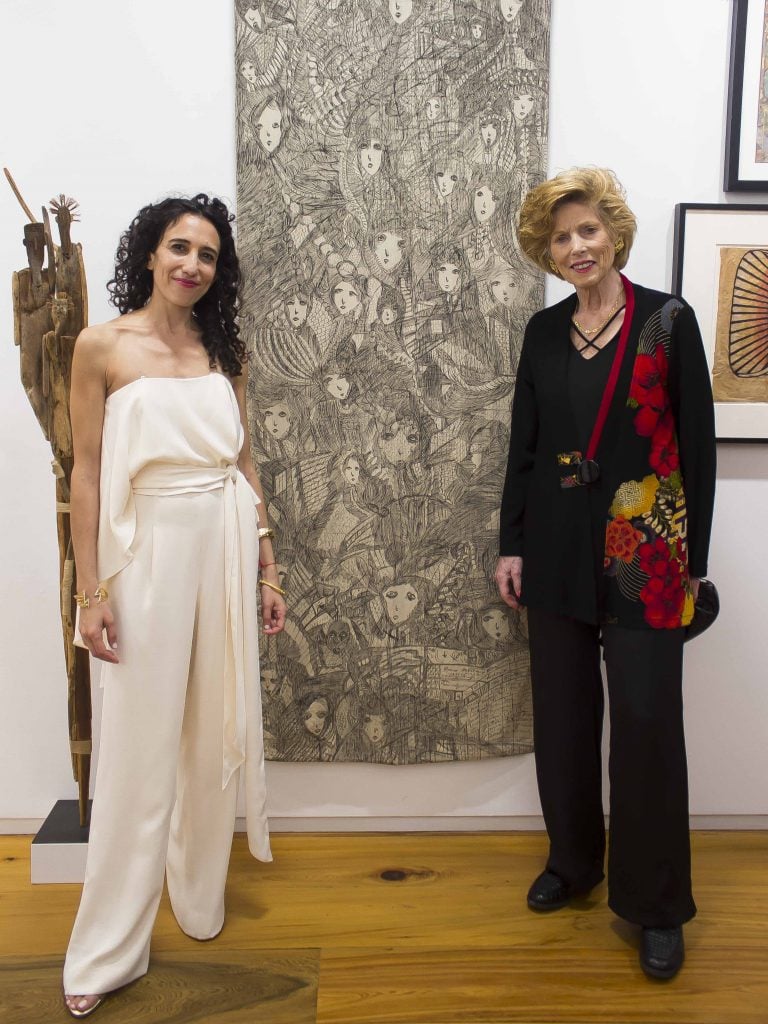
[64,374,272,995]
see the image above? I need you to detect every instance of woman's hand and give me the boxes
[260,567,286,635]
[495,556,523,609]
[690,577,701,601]
[78,602,119,663]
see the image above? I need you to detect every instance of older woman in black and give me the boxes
[495,168,716,979]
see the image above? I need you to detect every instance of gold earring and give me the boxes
[548,259,560,276]
[614,238,625,254]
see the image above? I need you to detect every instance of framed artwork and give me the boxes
[673,203,768,442]
[725,0,768,191]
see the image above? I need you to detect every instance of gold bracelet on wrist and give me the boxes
[258,578,286,596]
[75,584,109,609]
[257,527,275,540]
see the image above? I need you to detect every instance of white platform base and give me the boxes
[30,800,90,884]
[31,839,89,884]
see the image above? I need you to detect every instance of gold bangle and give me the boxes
[257,527,275,540]
[258,578,286,596]
[75,584,109,609]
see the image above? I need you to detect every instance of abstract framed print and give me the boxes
[673,203,768,441]
[725,0,768,191]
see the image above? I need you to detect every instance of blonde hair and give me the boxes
[517,167,637,275]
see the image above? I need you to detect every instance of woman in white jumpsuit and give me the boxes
[63,195,285,1018]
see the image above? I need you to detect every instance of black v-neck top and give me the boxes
[567,332,619,453]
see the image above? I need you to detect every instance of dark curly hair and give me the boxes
[107,193,246,376]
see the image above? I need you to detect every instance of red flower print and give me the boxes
[629,346,668,409]
[605,515,644,563]
[641,584,686,628]
[634,403,661,437]
[638,536,686,628]
[630,345,669,437]
[637,536,672,577]
[649,410,680,478]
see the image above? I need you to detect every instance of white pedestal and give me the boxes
[31,800,90,884]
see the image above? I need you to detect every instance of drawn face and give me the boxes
[303,698,329,737]
[264,402,292,440]
[243,6,263,30]
[499,0,524,22]
[286,293,309,327]
[240,60,259,84]
[474,185,497,224]
[470,21,483,39]
[491,270,516,307]
[481,608,510,641]
[373,230,405,270]
[513,93,535,122]
[332,281,361,315]
[389,0,413,24]
[480,121,498,147]
[380,305,397,325]
[343,456,361,485]
[363,713,387,745]
[426,97,443,121]
[437,261,461,294]
[262,668,280,696]
[383,583,420,624]
[435,166,459,197]
[549,201,616,288]
[256,100,282,154]
[326,620,352,654]
[325,373,350,400]
[147,214,219,309]
[359,137,383,176]
[379,420,419,463]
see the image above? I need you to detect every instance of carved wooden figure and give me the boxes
[7,170,91,825]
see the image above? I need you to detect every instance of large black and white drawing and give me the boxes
[235,0,550,762]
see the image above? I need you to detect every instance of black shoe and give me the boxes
[526,870,571,911]
[640,926,685,979]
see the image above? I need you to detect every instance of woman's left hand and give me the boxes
[690,577,701,601]
[260,565,286,634]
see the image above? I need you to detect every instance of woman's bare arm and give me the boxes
[70,326,119,662]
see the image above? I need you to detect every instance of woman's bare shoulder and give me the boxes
[77,313,153,362]
[75,316,128,355]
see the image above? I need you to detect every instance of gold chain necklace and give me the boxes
[571,289,625,337]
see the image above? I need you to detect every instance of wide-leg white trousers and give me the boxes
[64,489,245,995]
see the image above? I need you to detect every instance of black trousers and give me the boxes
[527,606,696,927]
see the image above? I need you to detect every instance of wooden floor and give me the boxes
[1,831,766,1024]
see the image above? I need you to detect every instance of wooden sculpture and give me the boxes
[6,168,91,826]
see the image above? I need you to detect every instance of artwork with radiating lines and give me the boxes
[713,245,768,401]
[235,0,550,763]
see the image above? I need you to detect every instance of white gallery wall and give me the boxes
[1,0,765,830]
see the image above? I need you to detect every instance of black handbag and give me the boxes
[685,579,719,642]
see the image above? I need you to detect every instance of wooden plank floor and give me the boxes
[0,831,766,1024]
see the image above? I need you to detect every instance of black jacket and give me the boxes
[499,279,716,629]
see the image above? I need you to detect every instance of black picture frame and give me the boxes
[724,0,768,192]
[673,202,768,442]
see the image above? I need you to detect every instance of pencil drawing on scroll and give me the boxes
[235,0,550,763]
[713,245,768,402]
